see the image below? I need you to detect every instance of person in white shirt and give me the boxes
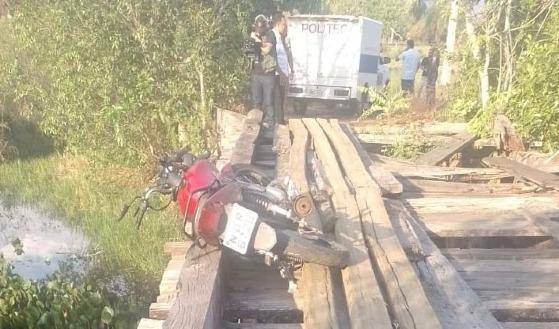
[271,13,292,125]
[398,39,421,94]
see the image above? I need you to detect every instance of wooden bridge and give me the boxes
[138,109,559,329]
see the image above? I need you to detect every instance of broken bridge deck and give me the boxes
[137,111,559,329]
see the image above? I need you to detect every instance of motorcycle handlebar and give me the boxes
[119,149,209,228]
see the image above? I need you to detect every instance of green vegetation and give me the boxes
[0,156,182,327]
[359,88,410,120]
[446,0,559,151]
[324,0,417,36]
[0,0,260,165]
[1,264,114,329]
[385,137,436,160]
[1,0,558,326]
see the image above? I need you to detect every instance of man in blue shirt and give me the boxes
[398,39,421,94]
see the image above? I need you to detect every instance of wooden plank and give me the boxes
[483,156,559,190]
[367,152,506,179]
[320,119,442,329]
[416,211,547,238]
[350,122,467,136]
[385,200,503,329]
[230,110,263,165]
[478,290,559,322]
[546,150,559,164]
[224,289,302,321]
[223,323,303,329]
[149,302,172,320]
[302,118,392,329]
[451,258,559,273]
[400,178,537,195]
[460,271,559,290]
[340,123,403,196]
[443,248,559,260]
[415,131,475,165]
[404,195,559,214]
[217,109,246,166]
[163,246,223,329]
[503,323,559,329]
[522,209,559,245]
[486,300,559,322]
[138,318,164,329]
[273,124,291,180]
[223,263,303,321]
[163,241,190,256]
[288,119,349,329]
[159,255,188,296]
[354,133,401,145]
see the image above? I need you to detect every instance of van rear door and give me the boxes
[289,16,360,99]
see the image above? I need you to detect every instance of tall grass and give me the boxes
[0,155,183,325]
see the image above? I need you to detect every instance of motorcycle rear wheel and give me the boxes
[278,230,349,268]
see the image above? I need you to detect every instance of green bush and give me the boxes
[0,259,113,329]
[504,41,559,151]
[1,0,262,164]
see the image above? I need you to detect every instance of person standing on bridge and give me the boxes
[272,12,292,125]
[397,39,421,95]
[249,15,278,128]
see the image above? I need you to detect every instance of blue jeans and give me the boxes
[251,74,276,125]
[401,79,415,93]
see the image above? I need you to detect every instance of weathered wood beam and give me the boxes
[385,200,503,329]
[503,323,559,329]
[443,248,559,260]
[400,177,537,195]
[216,109,246,170]
[482,156,559,190]
[404,195,559,214]
[487,300,559,322]
[367,152,506,179]
[350,122,467,136]
[546,150,559,164]
[415,131,475,166]
[138,318,164,329]
[319,119,442,329]
[416,211,547,238]
[149,302,173,320]
[340,123,403,196]
[521,209,559,246]
[288,119,349,329]
[163,241,190,256]
[273,124,291,180]
[223,323,304,329]
[163,246,223,329]
[302,118,392,329]
[230,110,264,164]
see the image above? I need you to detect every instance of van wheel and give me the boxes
[293,100,308,116]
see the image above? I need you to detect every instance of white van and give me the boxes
[287,15,385,115]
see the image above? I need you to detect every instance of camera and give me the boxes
[243,38,260,62]
[244,14,271,65]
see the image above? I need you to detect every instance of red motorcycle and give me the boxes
[118,150,348,282]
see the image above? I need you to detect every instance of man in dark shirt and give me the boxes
[250,15,277,128]
[419,47,440,106]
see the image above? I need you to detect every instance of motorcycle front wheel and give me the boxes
[278,230,349,268]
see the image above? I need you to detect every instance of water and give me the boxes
[0,204,90,280]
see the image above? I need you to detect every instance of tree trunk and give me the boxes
[440,0,459,85]
[481,40,490,107]
[465,14,489,107]
[503,0,514,92]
